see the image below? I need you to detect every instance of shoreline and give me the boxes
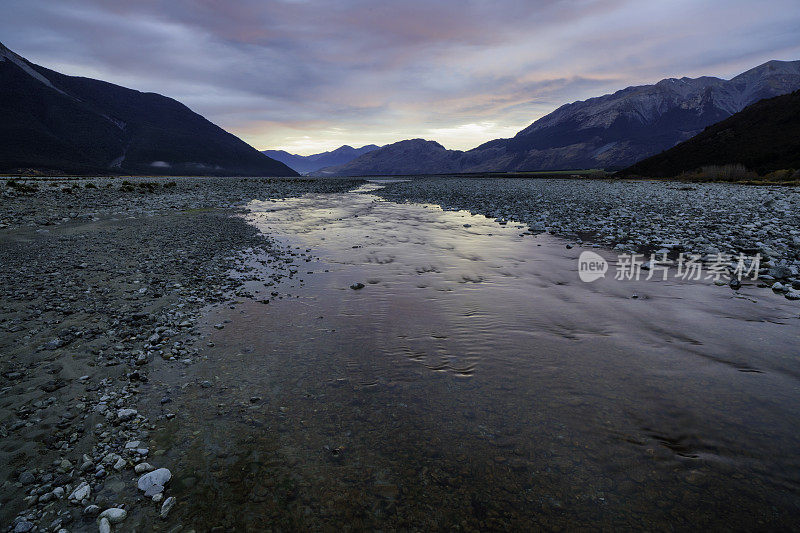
[0,177,362,531]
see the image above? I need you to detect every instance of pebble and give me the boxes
[68,481,91,503]
[134,462,155,474]
[116,408,138,421]
[98,507,128,524]
[160,496,176,519]
[84,504,101,517]
[137,467,172,494]
[13,521,34,533]
[98,517,111,533]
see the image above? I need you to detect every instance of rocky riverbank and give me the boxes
[375,177,800,299]
[0,177,362,532]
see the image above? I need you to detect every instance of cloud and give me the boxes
[1,0,799,154]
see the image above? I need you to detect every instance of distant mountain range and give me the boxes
[262,144,379,174]
[313,139,463,176]
[0,42,297,176]
[316,60,800,176]
[621,90,800,177]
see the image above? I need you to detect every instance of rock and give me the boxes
[729,278,742,290]
[69,481,91,502]
[18,471,35,484]
[350,282,365,290]
[769,265,792,279]
[160,496,176,519]
[786,289,800,300]
[771,282,788,293]
[98,516,111,533]
[134,462,154,474]
[84,504,101,517]
[116,408,138,421]
[98,508,127,524]
[137,467,172,493]
[145,484,165,497]
[113,457,127,470]
[13,521,34,533]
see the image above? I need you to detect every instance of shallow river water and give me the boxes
[148,184,800,531]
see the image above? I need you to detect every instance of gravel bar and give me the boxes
[375,177,800,299]
[0,176,363,532]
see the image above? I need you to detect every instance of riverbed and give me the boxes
[145,183,800,530]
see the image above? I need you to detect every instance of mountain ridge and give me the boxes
[317,59,800,176]
[620,89,800,177]
[0,42,298,176]
[262,144,380,174]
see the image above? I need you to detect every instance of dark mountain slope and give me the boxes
[620,90,800,177]
[0,42,297,176]
[464,60,800,171]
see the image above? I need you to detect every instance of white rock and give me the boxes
[69,481,91,502]
[99,507,127,524]
[137,468,171,492]
[98,516,111,533]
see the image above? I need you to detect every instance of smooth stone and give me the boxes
[99,508,127,524]
[98,517,111,533]
[84,504,101,517]
[145,484,165,497]
[138,468,172,492]
[160,496,176,519]
[134,462,154,474]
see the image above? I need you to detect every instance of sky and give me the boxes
[2,1,800,155]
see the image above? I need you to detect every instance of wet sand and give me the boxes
[144,184,800,530]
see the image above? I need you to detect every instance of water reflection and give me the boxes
[149,185,800,530]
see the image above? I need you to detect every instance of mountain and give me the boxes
[471,60,800,171]
[317,60,800,176]
[0,42,297,176]
[313,139,466,176]
[262,144,379,174]
[620,90,800,177]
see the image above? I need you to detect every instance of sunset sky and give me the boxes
[3,0,799,155]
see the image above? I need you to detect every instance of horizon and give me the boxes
[2,1,800,156]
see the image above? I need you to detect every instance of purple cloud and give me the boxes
[2,0,799,154]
